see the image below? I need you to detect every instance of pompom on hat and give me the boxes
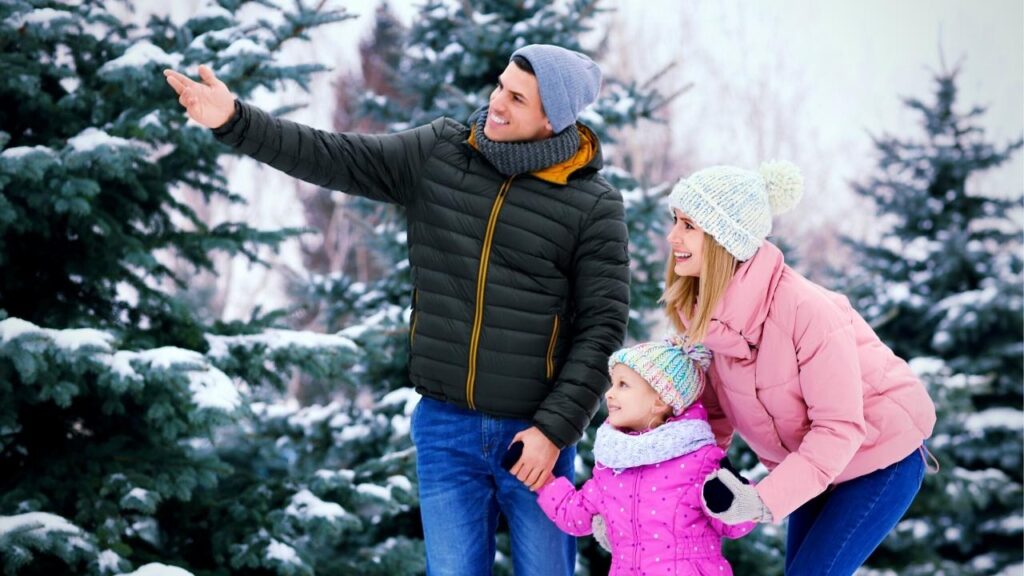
[607,336,712,415]
[667,160,805,261]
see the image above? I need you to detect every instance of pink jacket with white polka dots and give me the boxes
[538,405,754,575]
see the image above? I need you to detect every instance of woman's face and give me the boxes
[667,208,705,277]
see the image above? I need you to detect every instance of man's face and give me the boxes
[483,62,554,143]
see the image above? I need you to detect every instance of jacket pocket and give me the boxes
[545,315,560,381]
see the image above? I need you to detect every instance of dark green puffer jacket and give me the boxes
[213,102,630,448]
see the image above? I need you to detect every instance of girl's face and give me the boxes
[605,364,670,431]
[666,208,705,277]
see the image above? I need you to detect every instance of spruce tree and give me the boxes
[0,0,329,350]
[842,67,1023,575]
[0,1,428,574]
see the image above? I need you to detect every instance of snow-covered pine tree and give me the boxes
[0,0,329,349]
[1,1,426,575]
[841,67,1023,575]
[293,1,418,406]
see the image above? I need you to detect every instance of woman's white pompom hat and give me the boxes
[667,160,804,261]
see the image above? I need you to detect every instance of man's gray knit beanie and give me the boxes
[511,44,602,134]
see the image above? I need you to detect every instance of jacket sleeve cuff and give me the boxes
[755,454,832,523]
[533,414,580,449]
[211,99,245,142]
[537,476,575,501]
[536,476,578,523]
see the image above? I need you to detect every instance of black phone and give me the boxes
[501,440,524,471]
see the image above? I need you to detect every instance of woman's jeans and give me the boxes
[785,447,927,575]
[411,396,576,576]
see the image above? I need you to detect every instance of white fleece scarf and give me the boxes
[594,418,716,472]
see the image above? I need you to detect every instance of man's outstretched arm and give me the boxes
[163,65,440,206]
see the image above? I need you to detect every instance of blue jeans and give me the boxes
[785,447,927,575]
[410,396,576,576]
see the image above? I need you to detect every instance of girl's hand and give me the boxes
[701,468,773,524]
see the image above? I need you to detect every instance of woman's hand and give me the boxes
[701,467,773,524]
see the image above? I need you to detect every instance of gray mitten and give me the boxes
[591,514,611,552]
[701,468,773,524]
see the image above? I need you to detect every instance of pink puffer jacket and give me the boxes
[537,404,754,575]
[686,242,936,521]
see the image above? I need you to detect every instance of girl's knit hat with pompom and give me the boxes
[608,336,712,416]
[667,161,805,261]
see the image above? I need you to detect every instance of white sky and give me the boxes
[596,0,1023,235]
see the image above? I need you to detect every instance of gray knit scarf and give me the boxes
[471,106,580,176]
[593,418,716,473]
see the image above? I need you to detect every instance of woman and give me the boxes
[663,161,936,575]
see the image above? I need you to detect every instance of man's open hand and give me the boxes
[163,65,235,129]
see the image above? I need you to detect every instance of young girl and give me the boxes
[534,338,754,575]
[664,161,937,575]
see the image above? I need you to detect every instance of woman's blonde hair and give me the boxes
[661,233,739,343]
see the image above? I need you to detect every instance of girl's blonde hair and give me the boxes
[660,233,739,342]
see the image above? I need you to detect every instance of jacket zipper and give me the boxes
[632,470,642,569]
[545,315,560,380]
[465,176,515,409]
[410,289,419,345]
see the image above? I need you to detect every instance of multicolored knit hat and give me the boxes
[607,336,712,415]
[667,161,804,261]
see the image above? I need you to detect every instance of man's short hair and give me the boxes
[511,55,535,75]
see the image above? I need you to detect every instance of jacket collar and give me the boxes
[689,241,787,359]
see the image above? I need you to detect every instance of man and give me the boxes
[165,44,629,575]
